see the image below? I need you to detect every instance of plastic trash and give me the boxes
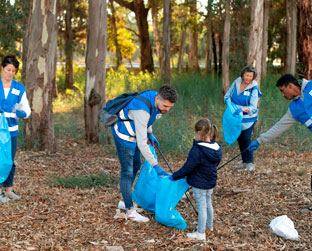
[132,145,189,230]
[222,101,243,146]
[269,215,299,240]
[0,113,13,183]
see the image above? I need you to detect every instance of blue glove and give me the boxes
[233,108,242,116]
[16,110,26,118]
[148,132,159,147]
[169,175,174,181]
[248,140,260,151]
[154,164,168,176]
[225,99,231,106]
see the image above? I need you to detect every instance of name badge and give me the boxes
[243,91,250,96]
[309,90,312,96]
[11,88,20,96]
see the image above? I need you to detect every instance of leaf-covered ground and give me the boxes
[0,138,311,250]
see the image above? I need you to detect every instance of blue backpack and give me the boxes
[100,92,152,127]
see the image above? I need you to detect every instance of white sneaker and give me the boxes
[118,200,143,212]
[187,231,206,241]
[4,191,21,200]
[0,194,10,203]
[245,163,255,171]
[233,162,246,169]
[126,210,149,223]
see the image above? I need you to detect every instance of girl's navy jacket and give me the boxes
[172,140,222,189]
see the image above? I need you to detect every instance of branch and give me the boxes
[113,0,135,12]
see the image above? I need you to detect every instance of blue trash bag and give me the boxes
[0,113,13,183]
[155,176,189,230]
[132,145,189,230]
[222,101,243,146]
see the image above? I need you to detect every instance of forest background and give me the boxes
[0,0,312,249]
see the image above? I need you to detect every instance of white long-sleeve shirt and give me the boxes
[4,88,31,118]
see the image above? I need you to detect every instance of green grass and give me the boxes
[47,173,118,189]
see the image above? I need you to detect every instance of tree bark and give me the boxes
[212,31,218,74]
[109,0,122,69]
[24,0,57,151]
[85,0,107,143]
[298,0,312,79]
[205,0,213,75]
[261,0,269,79]
[114,0,154,73]
[177,7,187,73]
[247,0,264,84]
[222,0,231,96]
[285,0,297,75]
[188,0,200,73]
[65,0,74,89]
[161,0,171,83]
[151,0,162,70]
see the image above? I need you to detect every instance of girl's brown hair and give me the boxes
[195,118,219,141]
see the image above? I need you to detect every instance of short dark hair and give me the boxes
[158,84,178,103]
[1,54,20,71]
[241,65,257,80]
[276,74,299,87]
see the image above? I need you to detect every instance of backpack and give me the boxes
[100,92,152,127]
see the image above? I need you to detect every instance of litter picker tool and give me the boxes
[155,145,198,216]
[217,148,248,171]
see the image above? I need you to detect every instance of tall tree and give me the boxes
[261,0,269,79]
[65,0,74,89]
[85,0,107,143]
[177,5,187,73]
[24,0,58,151]
[222,0,231,96]
[150,0,162,70]
[161,0,171,83]
[247,0,264,84]
[114,0,154,73]
[109,0,122,69]
[188,0,200,72]
[285,0,297,75]
[205,0,213,74]
[298,0,312,79]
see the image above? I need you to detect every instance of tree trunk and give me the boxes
[65,0,74,89]
[109,0,122,69]
[285,0,297,75]
[24,0,57,152]
[177,8,187,73]
[218,33,222,76]
[212,31,218,74]
[114,0,154,73]
[247,0,264,84]
[188,0,200,73]
[85,0,107,143]
[261,0,269,79]
[298,0,312,79]
[222,0,231,96]
[205,0,213,75]
[151,0,162,70]
[161,0,171,83]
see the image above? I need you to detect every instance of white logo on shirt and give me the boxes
[309,90,312,96]
[11,88,20,96]
[243,91,250,96]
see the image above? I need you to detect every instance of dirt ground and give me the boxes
[0,138,311,250]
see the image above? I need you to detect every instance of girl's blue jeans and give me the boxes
[113,136,142,210]
[2,136,17,188]
[237,123,255,163]
[193,187,214,233]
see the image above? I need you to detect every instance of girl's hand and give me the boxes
[242,107,249,113]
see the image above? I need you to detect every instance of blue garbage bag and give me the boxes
[0,113,13,183]
[132,145,189,230]
[222,101,243,145]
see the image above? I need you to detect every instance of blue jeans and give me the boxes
[113,136,142,210]
[237,123,255,164]
[193,187,214,233]
[3,136,17,188]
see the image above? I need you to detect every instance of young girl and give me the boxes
[169,119,222,241]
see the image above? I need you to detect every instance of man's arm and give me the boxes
[257,108,296,144]
[129,110,157,166]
